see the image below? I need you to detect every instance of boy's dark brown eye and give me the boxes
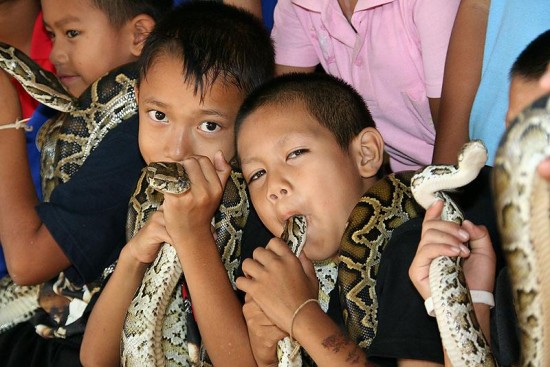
[155,111,165,121]
[199,121,221,132]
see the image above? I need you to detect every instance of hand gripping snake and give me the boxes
[277,172,425,366]
[121,162,249,366]
[0,42,138,333]
[493,93,550,367]
[411,140,496,366]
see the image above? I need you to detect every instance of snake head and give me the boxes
[281,215,307,256]
[145,162,191,194]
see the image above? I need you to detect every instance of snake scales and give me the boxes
[0,42,251,365]
[411,140,495,366]
[279,142,498,366]
[121,162,249,366]
[493,93,550,366]
[0,42,138,333]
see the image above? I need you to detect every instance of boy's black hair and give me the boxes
[91,0,172,28]
[137,1,275,99]
[235,72,376,151]
[510,29,550,81]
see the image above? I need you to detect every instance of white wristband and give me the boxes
[424,290,494,317]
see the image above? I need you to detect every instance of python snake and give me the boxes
[411,140,495,366]
[0,42,138,333]
[121,162,249,366]
[493,93,550,366]
[277,172,423,366]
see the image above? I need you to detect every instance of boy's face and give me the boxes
[507,76,548,127]
[238,102,367,261]
[42,0,139,97]
[137,54,243,165]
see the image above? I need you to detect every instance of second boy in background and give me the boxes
[81,2,274,366]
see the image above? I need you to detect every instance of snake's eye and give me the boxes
[199,121,221,133]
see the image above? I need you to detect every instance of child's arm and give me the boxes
[237,239,375,367]
[0,70,72,285]
[162,152,257,367]
[80,210,170,367]
[409,200,496,365]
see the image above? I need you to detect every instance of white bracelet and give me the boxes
[424,290,494,317]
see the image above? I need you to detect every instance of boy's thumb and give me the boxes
[213,150,231,182]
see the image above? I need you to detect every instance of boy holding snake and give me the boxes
[81,2,275,366]
[0,0,172,365]
[234,72,497,366]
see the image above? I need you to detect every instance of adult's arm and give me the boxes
[432,0,490,164]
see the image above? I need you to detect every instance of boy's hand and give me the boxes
[461,219,496,292]
[409,200,471,300]
[127,208,172,264]
[236,238,319,334]
[162,151,231,247]
[242,295,286,367]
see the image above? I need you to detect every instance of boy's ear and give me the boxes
[353,127,384,178]
[129,14,156,57]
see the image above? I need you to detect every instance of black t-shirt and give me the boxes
[0,116,144,367]
[36,115,144,285]
[368,166,519,366]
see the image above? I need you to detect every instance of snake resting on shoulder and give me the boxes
[0,41,138,334]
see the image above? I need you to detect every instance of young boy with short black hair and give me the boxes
[82,2,274,366]
[0,0,171,365]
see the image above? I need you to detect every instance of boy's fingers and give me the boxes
[461,220,488,241]
[423,199,444,222]
[213,150,232,183]
[298,252,317,285]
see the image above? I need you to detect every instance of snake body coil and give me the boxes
[411,140,495,366]
[0,42,138,332]
[122,162,250,366]
[493,94,550,366]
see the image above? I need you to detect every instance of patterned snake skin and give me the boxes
[493,94,550,366]
[121,162,250,366]
[411,140,495,366]
[277,172,424,366]
[0,42,138,333]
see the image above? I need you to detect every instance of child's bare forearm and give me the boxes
[175,236,257,367]
[0,70,70,284]
[81,246,148,367]
[293,304,373,367]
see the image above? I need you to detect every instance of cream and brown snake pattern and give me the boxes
[411,140,495,366]
[493,93,550,367]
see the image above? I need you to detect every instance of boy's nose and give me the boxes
[49,42,68,66]
[269,188,288,200]
[164,129,190,162]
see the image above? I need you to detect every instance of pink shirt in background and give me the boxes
[272,0,459,171]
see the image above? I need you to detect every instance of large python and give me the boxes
[411,140,495,366]
[121,162,249,366]
[0,42,138,333]
[493,93,550,366]
[277,172,424,366]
